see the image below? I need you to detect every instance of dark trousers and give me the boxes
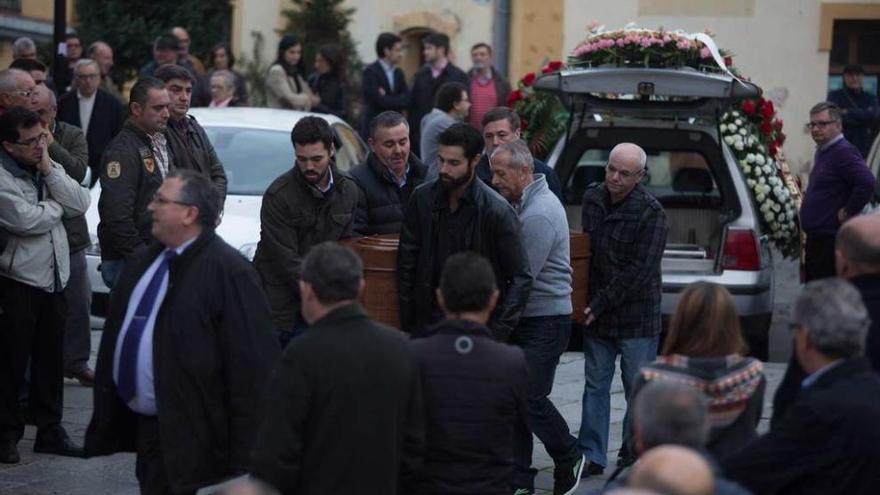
[511,315,579,487]
[804,233,837,282]
[0,276,66,441]
[63,249,92,374]
[136,415,186,495]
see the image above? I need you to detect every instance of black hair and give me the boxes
[375,32,402,59]
[435,82,468,112]
[471,42,492,54]
[481,106,520,130]
[316,44,346,82]
[423,33,450,54]
[128,76,166,112]
[290,116,334,152]
[439,252,497,313]
[168,169,221,230]
[437,123,483,159]
[9,58,47,73]
[276,34,306,79]
[0,107,42,145]
[154,63,195,84]
[369,111,408,138]
[210,42,236,69]
[154,33,180,52]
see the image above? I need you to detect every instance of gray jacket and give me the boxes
[0,150,91,291]
[516,174,573,317]
[419,108,457,176]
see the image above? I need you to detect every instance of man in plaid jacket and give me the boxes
[577,142,669,477]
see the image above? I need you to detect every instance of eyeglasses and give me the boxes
[151,193,193,207]
[606,162,643,179]
[14,132,48,147]
[805,120,838,130]
[3,89,34,99]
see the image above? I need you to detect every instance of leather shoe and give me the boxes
[65,368,95,387]
[580,460,605,478]
[33,426,83,458]
[0,439,19,464]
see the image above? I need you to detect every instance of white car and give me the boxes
[86,108,367,326]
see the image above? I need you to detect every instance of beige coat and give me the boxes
[265,64,313,110]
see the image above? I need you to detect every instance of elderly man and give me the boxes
[11,37,37,60]
[836,214,880,370]
[0,107,90,463]
[467,43,511,129]
[171,26,205,76]
[628,446,714,495]
[489,140,584,494]
[800,101,876,282]
[32,86,95,386]
[86,170,278,494]
[579,142,669,475]
[397,123,532,338]
[139,34,181,78]
[9,58,48,87]
[350,111,427,236]
[475,107,562,200]
[252,242,423,495]
[0,68,36,115]
[87,41,122,100]
[724,278,880,495]
[57,59,126,185]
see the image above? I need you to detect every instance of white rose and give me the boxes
[739,128,748,136]
[734,141,745,151]
[753,166,762,176]
[763,165,773,175]
[755,154,766,165]
[747,179,756,187]
[786,211,794,220]
[772,203,781,212]
[720,124,728,133]
[757,194,766,203]
[743,165,752,175]
[724,135,735,145]
[764,211,774,222]
[735,118,743,125]
[759,177,766,184]
[746,153,756,163]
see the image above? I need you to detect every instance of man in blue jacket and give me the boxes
[360,33,409,140]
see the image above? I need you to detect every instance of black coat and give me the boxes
[165,115,228,202]
[475,154,563,202]
[397,177,532,339]
[408,62,468,153]
[350,152,428,236]
[56,88,126,184]
[852,274,880,372]
[84,231,280,493]
[722,358,880,495]
[251,303,424,495]
[360,61,409,139]
[308,72,347,120]
[410,319,529,495]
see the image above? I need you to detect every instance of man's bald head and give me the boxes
[628,446,714,495]
[610,142,647,170]
[606,142,648,203]
[836,213,880,278]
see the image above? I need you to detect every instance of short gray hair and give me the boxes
[0,69,28,94]
[301,242,363,304]
[12,37,36,57]
[168,169,220,230]
[633,381,709,450]
[490,139,533,173]
[211,70,235,90]
[74,58,99,74]
[810,101,842,122]
[793,278,870,359]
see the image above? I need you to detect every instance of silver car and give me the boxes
[537,67,774,358]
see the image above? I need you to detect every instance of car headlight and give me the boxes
[238,242,258,261]
[85,234,101,256]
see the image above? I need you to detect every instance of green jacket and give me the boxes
[50,119,91,253]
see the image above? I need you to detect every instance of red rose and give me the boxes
[761,100,775,119]
[522,72,536,87]
[741,100,756,115]
[773,119,783,131]
[768,142,779,157]
[724,56,733,68]
[542,60,563,74]
[777,132,786,145]
[759,121,773,135]
[520,118,529,131]
[507,90,523,106]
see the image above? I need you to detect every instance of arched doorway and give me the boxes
[400,27,433,86]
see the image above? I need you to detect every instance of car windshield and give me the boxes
[203,127,293,196]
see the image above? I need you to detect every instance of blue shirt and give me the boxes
[113,236,197,415]
[378,59,395,89]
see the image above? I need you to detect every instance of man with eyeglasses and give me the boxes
[0,68,36,116]
[0,107,91,464]
[57,58,126,186]
[578,142,669,477]
[799,101,875,283]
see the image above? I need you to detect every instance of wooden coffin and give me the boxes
[344,231,591,329]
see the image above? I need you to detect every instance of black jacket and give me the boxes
[165,115,228,201]
[410,319,529,495]
[251,303,424,495]
[84,231,280,493]
[852,274,880,372]
[97,121,164,261]
[350,152,428,236]
[827,88,879,157]
[49,120,91,253]
[57,88,126,184]
[308,72,347,120]
[408,62,468,153]
[397,177,532,339]
[722,358,880,495]
[360,60,410,139]
[476,154,563,202]
[252,165,359,329]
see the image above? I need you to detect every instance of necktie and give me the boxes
[116,250,177,403]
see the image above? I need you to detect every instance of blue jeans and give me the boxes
[511,315,580,488]
[578,333,659,467]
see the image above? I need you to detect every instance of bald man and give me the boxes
[628,446,714,495]
[578,142,669,474]
[836,213,880,371]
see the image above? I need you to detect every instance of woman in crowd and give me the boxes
[633,282,765,459]
[266,34,316,110]
[307,44,348,120]
[207,42,248,106]
[209,70,240,108]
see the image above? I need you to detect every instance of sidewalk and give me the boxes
[0,332,786,494]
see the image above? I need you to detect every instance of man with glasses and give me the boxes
[0,107,91,464]
[578,142,668,477]
[0,68,36,116]
[58,59,126,185]
[799,101,875,283]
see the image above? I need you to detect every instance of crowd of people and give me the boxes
[0,25,879,495]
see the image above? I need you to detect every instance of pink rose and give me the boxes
[700,47,711,59]
[616,38,626,48]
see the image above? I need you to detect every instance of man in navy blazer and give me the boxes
[57,59,126,185]
[360,33,409,140]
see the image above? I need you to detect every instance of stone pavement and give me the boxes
[0,330,786,495]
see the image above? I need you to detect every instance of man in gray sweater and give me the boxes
[489,140,584,495]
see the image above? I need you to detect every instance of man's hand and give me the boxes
[583,306,596,326]
[309,94,321,106]
[35,138,53,176]
[378,87,386,96]
[838,208,849,224]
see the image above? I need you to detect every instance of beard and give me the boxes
[302,166,329,185]
[439,163,474,191]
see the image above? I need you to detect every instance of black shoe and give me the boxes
[0,439,19,464]
[617,454,637,468]
[554,453,585,495]
[33,426,83,458]
[579,460,605,478]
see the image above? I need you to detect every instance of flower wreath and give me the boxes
[510,26,802,259]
